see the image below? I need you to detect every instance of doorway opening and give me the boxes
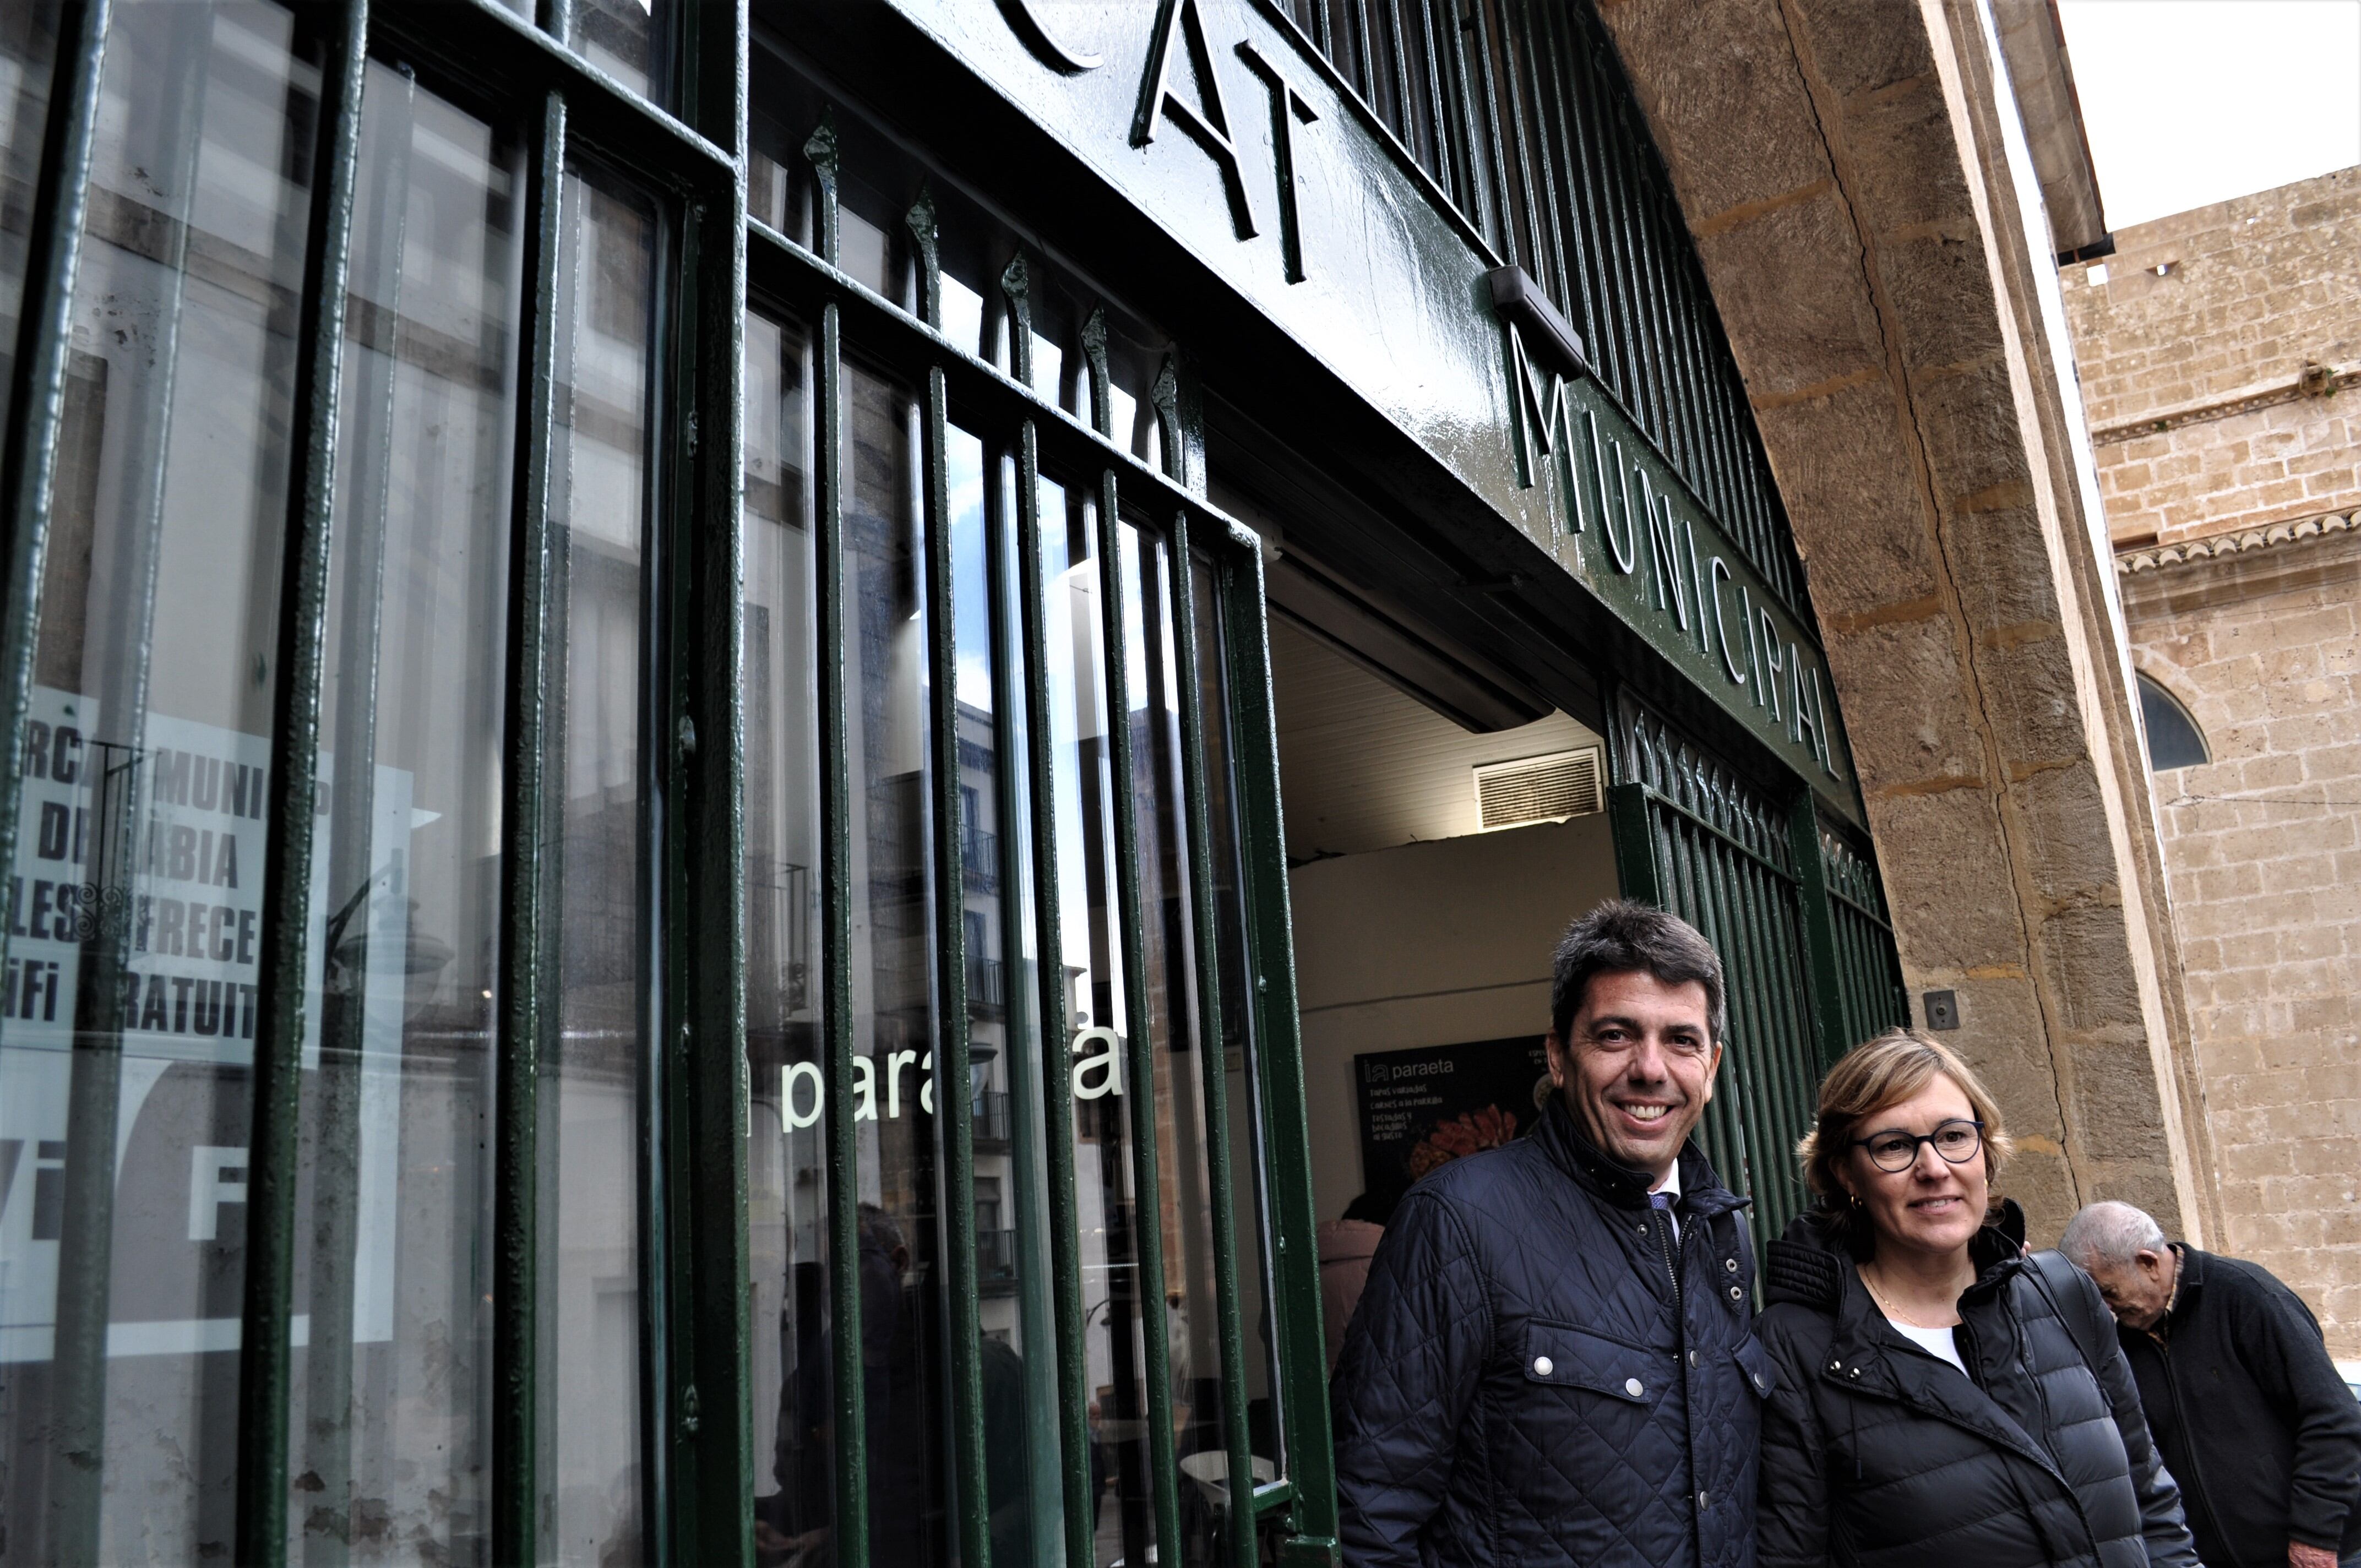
[1258,559,1621,1260]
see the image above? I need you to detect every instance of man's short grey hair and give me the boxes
[1550,899,1727,1044]
[2059,1200,2169,1268]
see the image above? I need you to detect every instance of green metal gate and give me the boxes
[1608,695,1907,1243]
[0,0,1912,1561]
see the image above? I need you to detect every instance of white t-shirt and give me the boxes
[1885,1318,1968,1375]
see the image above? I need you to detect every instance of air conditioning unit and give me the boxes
[1473,747,1604,831]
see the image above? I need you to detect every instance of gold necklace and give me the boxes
[1859,1265,1960,1330]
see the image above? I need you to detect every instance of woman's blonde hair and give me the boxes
[1797,1028,2016,1256]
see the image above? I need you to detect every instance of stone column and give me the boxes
[1594,0,2217,1241]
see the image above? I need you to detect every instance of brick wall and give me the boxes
[2119,526,2361,1354]
[2061,167,2361,546]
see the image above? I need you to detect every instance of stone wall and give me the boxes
[2061,167,2361,546]
[1593,0,2215,1246]
[2119,525,2361,1353]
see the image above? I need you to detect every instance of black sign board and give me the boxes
[1353,1037,1551,1210]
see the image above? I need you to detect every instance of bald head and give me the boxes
[2060,1201,2177,1330]
[2060,1201,2167,1268]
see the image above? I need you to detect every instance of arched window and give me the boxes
[2136,673,2209,770]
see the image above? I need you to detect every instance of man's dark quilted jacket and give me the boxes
[1332,1096,1767,1568]
[1754,1213,2201,1568]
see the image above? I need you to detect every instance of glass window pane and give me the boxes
[278,64,520,1567]
[0,0,62,434]
[841,357,955,1562]
[1035,476,1162,1568]
[743,309,834,1559]
[951,438,1063,1568]
[0,3,315,1559]
[1115,520,1240,1559]
[573,0,671,107]
[1189,556,1286,1483]
[541,164,657,1565]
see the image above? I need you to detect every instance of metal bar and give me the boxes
[1634,777,1800,883]
[1673,813,1737,1185]
[296,53,415,1568]
[0,0,108,951]
[747,224,1241,544]
[1093,472,1183,1568]
[51,8,221,1548]
[0,1,112,1559]
[1440,0,1492,246]
[1565,32,1635,413]
[1503,0,1571,329]
[802,115,871,1568]
[1767,858,1819,1224]
[1460,0,1515,260]
[1346,0,1378,110]
[368,0,732,198]
[491,89,568,1568]
[1217,542,1338,1555]
[1761,863,1817,1225]
[1611,112,1675,475]
[676,129,755,1562]
[1169,510,1259,1568]
[982,407,1071,1561]
[1526,0,1595,339]
[1669,813,1749,1201]
[1607,782,1662,907]
[1002,255,1098,1568]
[1651,198,1707,513]
[1727,848,1786,1223]
[1380,0,1416,160]
[1485,0,1544,280]
[1551,29,1611,393]
[918,308,993,1568]
[234,6,370,1561]
[638,189,677,1568]
[1409,0,1454,200]
[1789,794,1856,1068]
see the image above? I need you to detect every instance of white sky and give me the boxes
[2057,0,2361,230]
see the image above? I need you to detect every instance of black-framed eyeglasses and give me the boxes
[1851,1118,1985,1173]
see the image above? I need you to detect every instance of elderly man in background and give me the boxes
[2061,1201,2361,1568]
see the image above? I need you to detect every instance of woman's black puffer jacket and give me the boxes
[1754,1207,2201,1568]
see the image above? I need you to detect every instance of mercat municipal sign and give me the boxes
[1495,287,1848,792]
[884,0,1860,820]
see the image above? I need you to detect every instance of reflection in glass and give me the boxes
[841,358,955,1563]
[0,0,61,436]
[573,0,670,105]
[1033,478,1161,1568]
[1117,521,1241,1565]
[1189,558,1286,1485]
[0,4,313,1558]
[281,65,520,1567]
[951,438,1062,1568]
[540,166,657,1566]
[744,311,835,1563]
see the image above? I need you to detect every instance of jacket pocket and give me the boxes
[1732,1333,1776,1398]
[1520,1322,1674,1404]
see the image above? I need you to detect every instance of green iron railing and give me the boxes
[1272,0,1809,623]
[1609,694,1825,1242]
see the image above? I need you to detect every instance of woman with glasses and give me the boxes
[1754,1029,2201,1568]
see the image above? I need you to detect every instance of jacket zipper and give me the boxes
[1652,1204,1681,1309]
[2154,1332,2236,1568]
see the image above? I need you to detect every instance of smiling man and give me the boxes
[1331,900,1764,1568]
